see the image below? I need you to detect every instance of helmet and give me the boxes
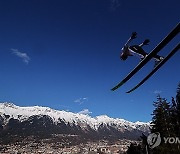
[120,53,128,60]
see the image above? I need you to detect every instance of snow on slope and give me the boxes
[0,102,150,131]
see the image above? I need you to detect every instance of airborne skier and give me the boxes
[120,32,164,65]
[111,23,180,92]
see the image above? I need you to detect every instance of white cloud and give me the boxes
[154,90,162,94]
[74,97,88,105]
[78,109,92,115]
[11,49,30,64]
[110,0,121,11]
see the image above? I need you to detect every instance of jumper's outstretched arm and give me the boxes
[139,39,150,47]
[124,32,137,46]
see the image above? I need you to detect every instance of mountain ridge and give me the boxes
[0,102,150,144]
[0,102,150,130]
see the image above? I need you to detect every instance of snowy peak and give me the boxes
[0,102,150,131]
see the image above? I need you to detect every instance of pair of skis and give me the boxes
[111,23,180,93]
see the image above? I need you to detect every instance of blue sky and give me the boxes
[0,0,179,122]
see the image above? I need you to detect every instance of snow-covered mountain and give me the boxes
[0,102,150,143]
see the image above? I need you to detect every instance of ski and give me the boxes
[111,23,180,91]
[126,43,180,93]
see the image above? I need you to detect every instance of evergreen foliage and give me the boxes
[126,83,180,154]
[175,83,180,136]
[151,95,172,137]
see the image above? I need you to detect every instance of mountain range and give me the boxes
[0,102,150,144]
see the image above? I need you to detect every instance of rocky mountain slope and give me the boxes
[0,102,150,144]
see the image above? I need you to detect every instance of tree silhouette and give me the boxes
[151,95,171,137]
[126,83,180,154]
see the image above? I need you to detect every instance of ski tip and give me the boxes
[111,81,125,91]
[126,88,136,93]
[111,87,117,91]
[111,85,121,91]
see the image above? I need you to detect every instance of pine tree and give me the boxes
[126,83,180,154]
[175,83,180,137]
[169,97,178,136]
[150,84,180,153]
[151,95,171,137]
